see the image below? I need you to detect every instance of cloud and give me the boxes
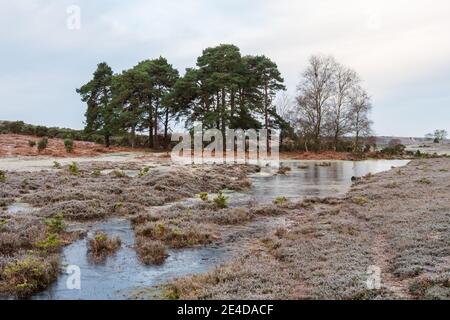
[0,0,449,135]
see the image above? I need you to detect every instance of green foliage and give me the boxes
[28,140,36,147]
[139,166,150,177]
[68,162,79,176]
[0,170,5,182]
[274,196,288,205]
[45,213,66,233]
[53,161,62,169]
[35,233,61,251]
[199,192,209,202]
[37,137,48,153]
[213,191,229,209]
[3,255,59,298]
[64,139,74,153]
[417,178,431,185]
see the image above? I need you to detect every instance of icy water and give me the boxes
[249,160,410,202]
[31,159,408,300]
[33,219,228,300]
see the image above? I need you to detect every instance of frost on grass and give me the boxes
[163,158,450,300]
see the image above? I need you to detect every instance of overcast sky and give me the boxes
[0,0,449,137]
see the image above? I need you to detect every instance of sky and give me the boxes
[0,0,449,137]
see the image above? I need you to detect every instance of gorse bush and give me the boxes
[37,137,48,153]
[64,139,74,153]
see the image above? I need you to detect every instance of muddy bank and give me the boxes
[164,158,450,300]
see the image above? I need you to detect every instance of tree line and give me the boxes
[77,44,373,152]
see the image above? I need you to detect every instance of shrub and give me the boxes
[114,170,126,178]
[68,162,79,176]
[35,126,49,137]
[139,166,150,177]
[28,140,36,147]
[53,161,62,169]
[274,196,288,205]
[2,255,59,298]
[136,238,168,265]
[64,139,74,153]
[352,196,369,205]
[213,191,229,209]
[45,213,66,233]
[199,192,209,202]
[35,233,61,252]
[88,232,121,259]
[37,137,48,153]
[0,170,5,182]
[417,178,431,185]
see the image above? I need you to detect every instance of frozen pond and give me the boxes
[29,159,409,300]
[33,219,228,300]
[249,160,410,202]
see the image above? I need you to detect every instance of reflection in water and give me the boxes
[250,160,410,202]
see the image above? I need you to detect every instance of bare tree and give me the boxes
[294,54,373,152]
[295,55,336,150]
[350,87,372,151]
[328,63,360,150]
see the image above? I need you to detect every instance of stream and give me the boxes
[29,159,409,300]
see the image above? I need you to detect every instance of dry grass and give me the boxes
[163,158,450,300]
[87,232,121,262]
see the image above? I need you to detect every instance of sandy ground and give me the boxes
[164,158,450,300]
[0,134,134,158]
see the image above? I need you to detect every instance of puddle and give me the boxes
[5,202,37,214]
[33,219,228,300]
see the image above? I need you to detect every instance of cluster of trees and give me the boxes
[287,55,373,152]
[78,44,287,149]
[426,130,448,143]
[78,45,373,152]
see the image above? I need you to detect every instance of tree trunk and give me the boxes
[164,108,169,149]
[131,126,136,149]
[105,134,110,148]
